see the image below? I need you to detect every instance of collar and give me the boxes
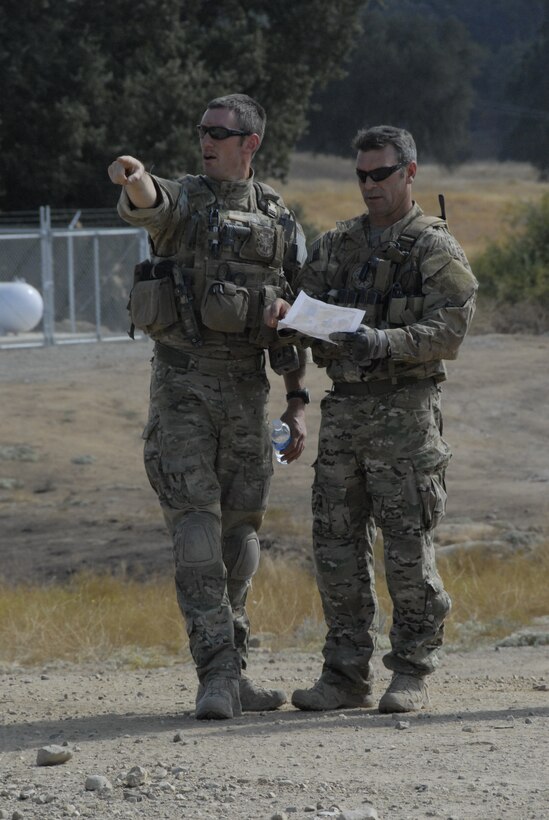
[202,170,255,209]
[367,202,423,247]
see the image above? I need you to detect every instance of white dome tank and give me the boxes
[0,281,44,334]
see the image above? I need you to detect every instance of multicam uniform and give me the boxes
[118,172,305,684]
[297,202,478,693]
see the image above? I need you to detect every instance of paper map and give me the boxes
[278,291,365,343]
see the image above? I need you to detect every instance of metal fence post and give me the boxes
[93,233,102,340]
[139,228,149,261]
[67,210,81,333]
[39,205,55,345]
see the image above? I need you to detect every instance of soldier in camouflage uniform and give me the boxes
[108,94,309,720]
[267,125,478,713]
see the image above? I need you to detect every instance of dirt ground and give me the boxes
[1,644,548,820]
[1,334,549,820]
[0,332,548,583]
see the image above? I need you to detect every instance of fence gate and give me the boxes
[0,206,149,348]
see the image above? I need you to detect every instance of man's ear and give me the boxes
[246,133,261,155]
[406,161,417,183]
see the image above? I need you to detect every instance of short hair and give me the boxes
[352,125,417,165]
[207,93,266,143]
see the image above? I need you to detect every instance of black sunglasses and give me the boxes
[355,163,405,183]
[196,125,251,140]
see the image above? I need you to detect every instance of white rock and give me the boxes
[36,745,73,766]
[85,775,113,791]
[395,720,411,730]
[124,765,148,787]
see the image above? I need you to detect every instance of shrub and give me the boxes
[473,193,549,324]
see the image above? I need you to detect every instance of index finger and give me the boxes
[109,156,144,185]
[108,159,132,185]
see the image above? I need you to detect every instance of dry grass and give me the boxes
[0,573,188,668]
[0,558,323,667]
[1,538,547,667]
[438,542,549,646]
[271,155,549,259]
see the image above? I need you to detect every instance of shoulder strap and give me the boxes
[254,181,282,220]
[398,215,446,253]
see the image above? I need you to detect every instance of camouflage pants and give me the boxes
[142,357,273,682]
[313,382,452,690]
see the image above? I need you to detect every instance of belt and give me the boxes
[154,342,265,375]
[332,376,437,397]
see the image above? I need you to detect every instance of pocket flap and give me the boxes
[201,281,249,333]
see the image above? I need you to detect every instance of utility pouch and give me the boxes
[239,223,284,267]
[388,295,407,324]
[407,295,425,319]
[129,275,179,335]
[200,280,249,333]
[268,344,300,375]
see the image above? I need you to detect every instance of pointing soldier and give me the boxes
[108,94,308,720]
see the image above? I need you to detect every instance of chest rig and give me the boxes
[134,176,298,347]
[175,178,293,301]
[325,214,445,329]
[176,178,296,344]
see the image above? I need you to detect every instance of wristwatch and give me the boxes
[286,388,310,404]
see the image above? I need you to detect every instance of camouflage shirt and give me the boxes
[296,203,478,383]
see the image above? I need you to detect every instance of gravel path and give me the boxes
[1,644,548,820]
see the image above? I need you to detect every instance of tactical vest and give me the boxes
[129,177,299,345]
[169,177,294,303]
[323,214,445,330]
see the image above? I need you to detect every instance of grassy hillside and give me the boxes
[274,154,549,259]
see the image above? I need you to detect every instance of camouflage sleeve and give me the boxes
[386,227,479,363]
[117,175,191,256]
[279,215,308,294]
[294,231,341,360]
[295,230,336,296]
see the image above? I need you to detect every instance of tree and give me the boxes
[0,0,366,209]
[299,7,480,166]
[499,0,549,178]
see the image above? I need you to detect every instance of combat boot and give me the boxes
[378,673,429,713]
[292,678,375,711]
[239,674,287,711]
[195,676,242,720]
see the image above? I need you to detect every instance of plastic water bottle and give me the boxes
[271,419,291,464]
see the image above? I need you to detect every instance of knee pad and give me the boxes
[223,525,260,581]
[174,511,222,570]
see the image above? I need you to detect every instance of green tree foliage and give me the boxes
[0,0,365,209]
[300,7,480,165]
[473,194,549,308]
[364,0,545,162]
[499,0,549,178]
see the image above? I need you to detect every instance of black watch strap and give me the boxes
[286,388,310,404]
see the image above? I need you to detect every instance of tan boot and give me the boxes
[195,676,242,720]
[292,678,375,711]
[378,673,429,713]
[239,675,287,711]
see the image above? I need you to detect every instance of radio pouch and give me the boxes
[128,276,179,335]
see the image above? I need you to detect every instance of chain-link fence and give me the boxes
[0,206,149,348]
